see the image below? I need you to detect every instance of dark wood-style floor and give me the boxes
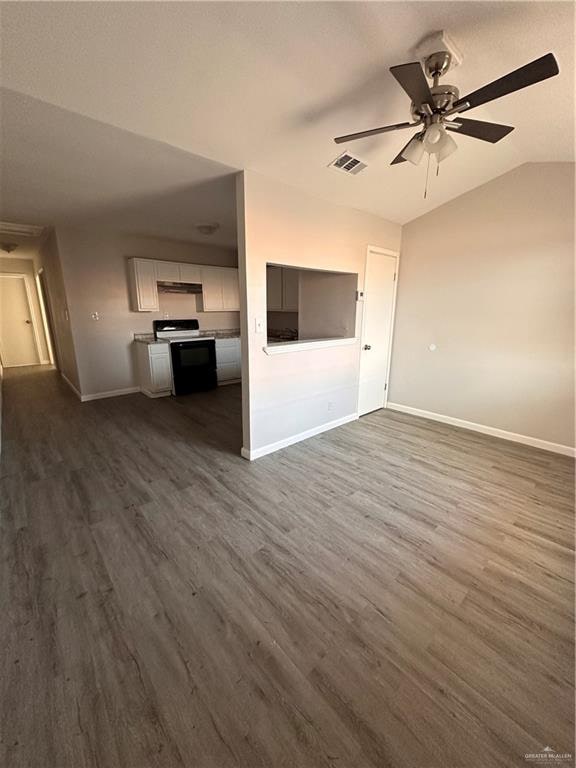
[1,366,574,768]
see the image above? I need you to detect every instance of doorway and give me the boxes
[358,246,399,416]
[0,274,43,367]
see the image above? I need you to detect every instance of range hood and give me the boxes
[157,281,202,295]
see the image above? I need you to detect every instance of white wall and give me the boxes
[55,228,238,396]
[389,162,575,451]
[237,171,401,456]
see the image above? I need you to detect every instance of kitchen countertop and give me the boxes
[134,329,240,344]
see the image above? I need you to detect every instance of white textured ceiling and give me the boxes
[1,1,574,226]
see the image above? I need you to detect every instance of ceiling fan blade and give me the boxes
[334,121,415,144]
[390,62,434,107]
[390,133,419,165]
[445,118,515,143]
[453,53,559,113]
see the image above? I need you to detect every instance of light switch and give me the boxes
[255,317,264,334]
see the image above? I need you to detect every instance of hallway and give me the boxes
[0,366,574,768]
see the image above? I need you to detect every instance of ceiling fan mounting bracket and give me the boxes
[424,50,452,79]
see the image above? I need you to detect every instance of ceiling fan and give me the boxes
[334,51,559,166]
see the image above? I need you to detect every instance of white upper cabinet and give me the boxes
[266,266,283,311]
[179,264,202,284]
[128,258,159,312]
[221,268,240,311]
[201,267,239,311]
[155,260,180,282]
[282,268,299,312]
[201,267,224,311]
[266,266,299,312]
[129,258,240,313]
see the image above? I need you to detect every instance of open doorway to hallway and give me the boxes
[0,225,54,370]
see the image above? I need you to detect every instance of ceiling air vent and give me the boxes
[329,152,367,175]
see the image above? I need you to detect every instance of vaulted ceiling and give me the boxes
[1,1,574,228]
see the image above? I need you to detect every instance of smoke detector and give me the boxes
[196,223,220,236]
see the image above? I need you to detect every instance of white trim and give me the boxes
[387,402,576,458]
[80,386,140,402]
[263,337,358,355]
[35,269,55,365]
[241,413,357,460]
[366,245,400,258]
[61,372,82,400]
[358,246,400,414]
[140,388,171,399]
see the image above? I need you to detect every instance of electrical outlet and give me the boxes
[327,401,335,412]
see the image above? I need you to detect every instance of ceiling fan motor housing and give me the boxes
[410,81,459,121]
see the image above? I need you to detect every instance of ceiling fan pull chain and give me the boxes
[424,152,431,199]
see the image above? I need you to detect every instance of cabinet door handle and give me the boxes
[363,344,371,350]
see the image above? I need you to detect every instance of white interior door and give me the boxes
[0,275,40,367]
[358,248,398,416]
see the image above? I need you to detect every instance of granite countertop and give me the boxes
[134,329,240,344]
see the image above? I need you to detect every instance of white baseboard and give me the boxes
[81,386,140,402]
[241,413,358,461]
[61,372,82,400]
[141,388,171,399]
[387,402,575,458]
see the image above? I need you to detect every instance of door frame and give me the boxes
[0,272,45,367]
[358,245,400,413]
[35,268,56,365]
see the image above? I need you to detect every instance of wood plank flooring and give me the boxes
[1,365,574,768]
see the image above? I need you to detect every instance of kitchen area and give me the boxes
[129,257,241,398]
[128,256,358,401]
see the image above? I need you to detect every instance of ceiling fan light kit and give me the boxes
[333,39,559,185]
[401,134,425,165]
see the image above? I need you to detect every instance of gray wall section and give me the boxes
[389,162,575,448]
[298,271,357,341]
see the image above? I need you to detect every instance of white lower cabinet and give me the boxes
[137,337,241,396]
[216,338,241,384]
[136,342,172,397]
